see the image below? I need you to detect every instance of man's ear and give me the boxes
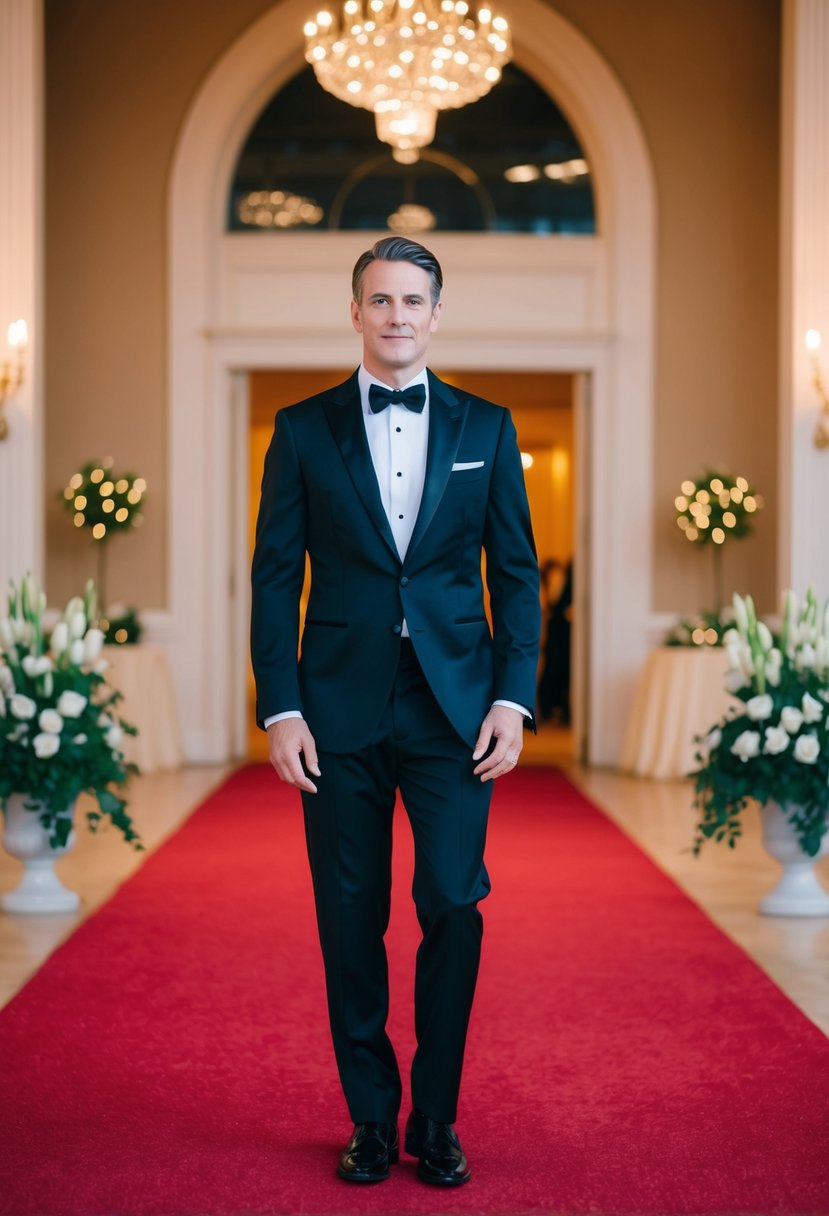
[430,301,442,332]
[350,298,363,334]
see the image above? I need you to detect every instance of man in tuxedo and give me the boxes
[251,237,540,1186]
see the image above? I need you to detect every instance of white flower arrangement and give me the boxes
[0,574,141,849]
[693,587,829,857]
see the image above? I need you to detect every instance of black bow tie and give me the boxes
[368,383,426,414]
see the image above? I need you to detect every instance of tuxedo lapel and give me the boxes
[323,373,400,561]
[407,371,468,559]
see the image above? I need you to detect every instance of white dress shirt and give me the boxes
[264,365,528,726]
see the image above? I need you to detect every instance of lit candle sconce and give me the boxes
[806,329,829,450]
[0,320,28,440]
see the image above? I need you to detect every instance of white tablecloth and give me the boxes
[619,646,733,779]
[102,644,183,773]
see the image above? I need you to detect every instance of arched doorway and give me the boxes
[167,0,655,765]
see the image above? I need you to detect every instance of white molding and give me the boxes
[0,0,43,590]
[779,0,829,602]
[168,0,656,766]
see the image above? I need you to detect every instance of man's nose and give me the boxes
[388,301,406,326]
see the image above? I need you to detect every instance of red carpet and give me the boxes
[1,766,828,1216]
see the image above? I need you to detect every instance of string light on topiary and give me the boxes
[60,460,147,618]
[674,470,763,611]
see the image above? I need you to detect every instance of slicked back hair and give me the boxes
[352,237,443,308]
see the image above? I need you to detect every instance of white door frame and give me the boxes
[168,0,656,765]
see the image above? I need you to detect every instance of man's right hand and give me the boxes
[266,718,320,794]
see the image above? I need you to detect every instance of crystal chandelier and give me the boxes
[304,0,512,161]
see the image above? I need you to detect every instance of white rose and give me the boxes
[38,708,63,734]
[733,594,749,635]
[817,637,829,672]
[725,669,748,694]
[797,643,817,672]
[722,629,740,649]
[22,655,53,678]
[746,694,773,721]
[33,732,60,759]
[730,730,761,762]
[794,734,820,764]
[57,690,87,718]
[0,618,14,650]
[50,621,69,654]
[69,639,85,666]
[72,733,87,745]
[11,618,29,643]
[0,664,13,695]
[726,642,744,671]
[10,694,37,720]
[0,694,5,718]
[763,726,789,755]
[781,706,804,734]
[802,692,824,724]
[69,610,86,641]
[98,712,113,728]
[105,724,124,749]
[757,621,774,652]
[765,649,782,687]
[7,723,28,743]
[83,628,105,664]
[93,659,110,675]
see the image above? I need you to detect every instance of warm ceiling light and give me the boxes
[304,0,512,160]
[504,164,540,183]
[237,190,325,229]
[544,158,590,182]
[387,202,437,233]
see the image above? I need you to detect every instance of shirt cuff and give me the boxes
[492,699,532,718]
[264,711,303,728]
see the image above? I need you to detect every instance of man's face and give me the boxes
[351,259,441,386]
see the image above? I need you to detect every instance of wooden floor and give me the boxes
[1,752,828,1035]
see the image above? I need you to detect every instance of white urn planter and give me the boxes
[1,794,80,914]
[759,801,829,917]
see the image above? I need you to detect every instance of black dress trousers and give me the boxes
[301,639,493,1125]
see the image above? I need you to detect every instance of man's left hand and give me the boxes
[472,705,524,781]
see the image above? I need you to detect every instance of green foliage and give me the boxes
[103,606,143,646]
[665,609,732,648]
[692,588,829,859]
[0,574,142,851]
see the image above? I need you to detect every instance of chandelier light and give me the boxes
[237,190,325,228]
[304,0,512,161]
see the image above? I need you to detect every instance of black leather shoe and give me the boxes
[336,1121,399,1183]
[404,1110,471,1186]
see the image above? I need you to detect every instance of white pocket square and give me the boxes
[452,461,485,471]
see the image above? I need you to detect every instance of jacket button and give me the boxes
[392,624,402,635]
[400,576,409,587]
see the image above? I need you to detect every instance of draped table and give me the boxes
[102,644,183,773]
[619,646,733,779]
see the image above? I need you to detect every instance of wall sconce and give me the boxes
[0,320,28,440]
[807,329,829,449]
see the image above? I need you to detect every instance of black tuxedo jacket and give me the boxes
[251,369,540,753]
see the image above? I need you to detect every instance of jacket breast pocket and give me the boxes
[449,465,487,485]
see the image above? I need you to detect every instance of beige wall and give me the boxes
[549,0,780,614]
[45,0,780,615]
